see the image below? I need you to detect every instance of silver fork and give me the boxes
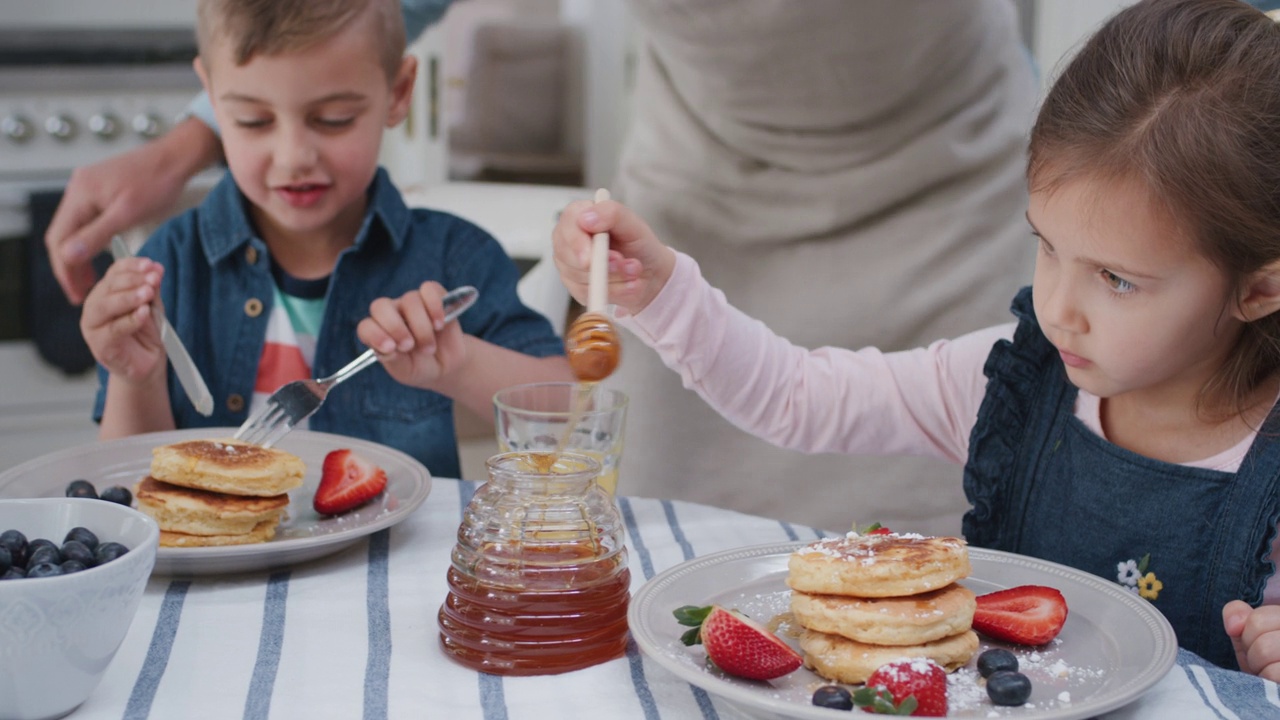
[233,285,480,447]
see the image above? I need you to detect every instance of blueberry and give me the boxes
[977,648,1019,678]
[61,540,95,567]
[0,529,28,567]
[0,544,9,574]
[1,566,24,580]
[28,538,57,556]
[95,542,130,565]
[26,545,61,570]
[64,526,99,550]
[66,479,98,499]
[60,560,88,574]
[100,485,133,506]
[987,670,1033,706]
[26,562,64,579]
[812,685,854,711]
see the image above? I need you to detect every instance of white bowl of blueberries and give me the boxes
[0,497,159,720]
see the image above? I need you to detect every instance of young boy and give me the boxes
[80,0,572,478]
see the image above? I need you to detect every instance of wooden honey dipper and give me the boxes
[564,188,621,382]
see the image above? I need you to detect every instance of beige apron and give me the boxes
[608,0,1038,535]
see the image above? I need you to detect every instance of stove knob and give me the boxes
[1,115,34,143]
[131,113,163,139]
[45,114,77,141]
[88,112,121,139]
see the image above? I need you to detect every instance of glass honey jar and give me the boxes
[438,451,631,675]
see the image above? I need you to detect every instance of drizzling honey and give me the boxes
[565,311,621,383]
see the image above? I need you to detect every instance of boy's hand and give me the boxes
[1224,599,1280,680]
[551,198,677,316]
[79,257,167,384]
[357,281,466,388]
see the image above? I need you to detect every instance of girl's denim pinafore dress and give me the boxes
[963,288,1280,669]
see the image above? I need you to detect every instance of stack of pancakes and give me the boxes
[134,439,305,547]
[787,532,979,683]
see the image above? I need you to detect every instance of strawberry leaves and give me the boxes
[673,604,802,680]
[675,604,712,646]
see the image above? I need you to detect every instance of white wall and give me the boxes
[1031,1,1136,93]
[1,1,198,28]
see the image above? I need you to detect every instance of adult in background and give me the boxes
[47,0,1036,534]
[608,0,1037,534]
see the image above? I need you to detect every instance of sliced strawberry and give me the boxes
[858,658,947,716]
[972,585,1068,645]
[673,604,802,680]
[313,449,388,515]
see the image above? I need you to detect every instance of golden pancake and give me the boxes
[158,518,279,548]
[134,477,288,536]
[151,438,304,496]
[787,533,970,597]
[799,628,979,684]
[790,583,976,646]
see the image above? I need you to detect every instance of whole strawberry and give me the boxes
[855,658,947,716]
[674,604,803,680]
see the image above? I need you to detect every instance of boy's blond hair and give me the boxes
[196,0,405,81]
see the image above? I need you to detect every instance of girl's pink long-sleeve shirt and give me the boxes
[623,252,1272,598]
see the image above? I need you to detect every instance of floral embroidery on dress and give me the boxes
[1117,553,1162,600]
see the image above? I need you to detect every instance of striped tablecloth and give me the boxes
[66,479,1277,720]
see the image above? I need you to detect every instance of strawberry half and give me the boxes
[859,658,947,716]
[674,604,802,680]
[313,449,388,515]
[972,585,1068,645]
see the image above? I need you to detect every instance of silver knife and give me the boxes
[109,236,215,417]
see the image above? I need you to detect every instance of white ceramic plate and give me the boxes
[0,428,431,576]
[629,542,1177,719]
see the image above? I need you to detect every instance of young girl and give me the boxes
[552,0,1280,677]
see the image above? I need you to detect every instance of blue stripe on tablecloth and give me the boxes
[661,500,695,561]
[364,529,392,720]
[243,570,290,720]
[619,497,654,580]
[626,636,661,720]
[656,498,719,720]
[779,522,799,541]
[479,674,508,720]
[455,481,510,720]
[123,580,191,720]
[1184,664,1235,720]
[1179,647,1280,720]
[618,497,673,719]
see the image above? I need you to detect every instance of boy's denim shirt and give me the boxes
[93,168,564,478]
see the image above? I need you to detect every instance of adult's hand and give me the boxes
[44,115,222,305]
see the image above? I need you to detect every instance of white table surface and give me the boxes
[61,478,1276,720]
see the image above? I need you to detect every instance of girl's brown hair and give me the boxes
[197,0,405,81]
[1029,0,1280,412]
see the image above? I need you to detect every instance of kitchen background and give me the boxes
[0,0,1133,477]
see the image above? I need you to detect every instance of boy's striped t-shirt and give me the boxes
[250,272,328,430]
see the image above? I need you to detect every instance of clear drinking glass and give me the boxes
[492,382,628,495]
[437,451,631,675]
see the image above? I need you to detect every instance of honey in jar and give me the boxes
[438,451,630,675]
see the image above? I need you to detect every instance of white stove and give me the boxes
[0,3,206,472]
